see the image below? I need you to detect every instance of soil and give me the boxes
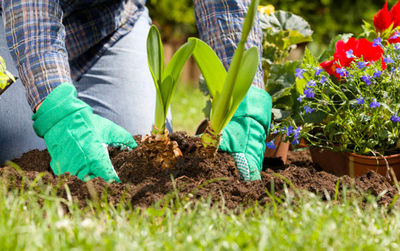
[0,132,398,209]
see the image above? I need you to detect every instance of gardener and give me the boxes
[0,0,271,182]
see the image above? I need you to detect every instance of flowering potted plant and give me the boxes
[271,1,400,179]
[258,5,313,163]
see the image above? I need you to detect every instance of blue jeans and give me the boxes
[0,9,171,163]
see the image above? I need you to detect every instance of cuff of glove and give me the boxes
[32,83,89,137]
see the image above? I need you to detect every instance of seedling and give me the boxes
[0,56,16,96]
[145,25,195,168]
[190,0,260,154]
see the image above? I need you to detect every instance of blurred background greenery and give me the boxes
[148,0,396,52]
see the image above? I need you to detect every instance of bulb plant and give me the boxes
[0,56,16,96]
[190,0,260,155]
[145,25,195,168]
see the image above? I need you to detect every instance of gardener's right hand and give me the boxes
[32,83,137,183]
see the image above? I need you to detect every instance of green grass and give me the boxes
[171,83,208,134]
[0,179,400,250]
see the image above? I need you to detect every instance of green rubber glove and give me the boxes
[32,83,137,183]
[219,86,272,181]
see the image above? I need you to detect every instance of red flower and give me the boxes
[320,38,385,80]
[390,0,400,27]
[374,2,393,32]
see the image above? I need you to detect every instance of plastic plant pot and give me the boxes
[264,136,290,164]
[310,148,400,180]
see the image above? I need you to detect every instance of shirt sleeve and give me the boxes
[193,0,264,89]
[2,0,72,110]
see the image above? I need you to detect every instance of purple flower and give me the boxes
[336,67,346,77]
[286,126,294,137]
[373,37,383,47]
[373,70,382,78]
[304,106,315,114]
[295,68,305,79]
[292,127,301,145]
[266,140,276,149]
[356,97,365,105]
[303,88,315,98]
[395,44,400,50]
[369,99,380,109]
[358,61,368,69]
[391,32,400,40]
[384,57,394,64]
[361,75,372,85]
[307,80,316,87]
[346,49,355,58]
[297,95,305,103]
[391,113,400,123]
[320,76,328,84]
[314,68,323,77]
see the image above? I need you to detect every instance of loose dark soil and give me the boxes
[0,132,398,209]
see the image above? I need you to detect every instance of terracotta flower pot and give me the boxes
[264,136,290,164]
[310,148,400,179]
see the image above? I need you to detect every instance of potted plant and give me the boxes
[258,6,313,163]
[0,56,16,96]
[271,1,400,180]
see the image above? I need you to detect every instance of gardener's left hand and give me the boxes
[219,86,272,181]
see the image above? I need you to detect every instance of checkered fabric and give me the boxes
[231,153,251,181]
[1,0,263,111]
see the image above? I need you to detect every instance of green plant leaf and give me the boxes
[147,25,164,86]
[190,38,227,98]
[164,39,196,84]
[266,61,298,106]
[221,46,259,130]
[160,75,175,117]
[259,10,313,38]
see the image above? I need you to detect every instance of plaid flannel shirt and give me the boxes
[1,0,264,110]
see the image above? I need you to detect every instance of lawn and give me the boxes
[1,182,400,250]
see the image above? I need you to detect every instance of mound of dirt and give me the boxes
[0,132,397,208]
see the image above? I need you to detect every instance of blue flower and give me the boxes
[292,127,301,145]
[266,140,276,149]
[391,113,400,123]
[395,44,400,50]
[373,37,383,47]
[295,68,305,79]
[297,95,305,103]
[306,80,316,87]
[320,76,328,84]
[384,57,394,64]
[346,49,355,58]
[356,97,365,105]
[336,67,346,77]
[286,126,294,137]
[369,99,380,109]
[304,106,315,114]
[314,68,323,77]
[373,70,382,78]
[303,88,315,98]
[361,75,372,85]
[390,32,400,40]
[358,61,368,69]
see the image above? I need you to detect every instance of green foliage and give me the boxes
[0,56,15,93]
[147,25,195,133]
[260,10,313,121]
[190,0,260,147]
